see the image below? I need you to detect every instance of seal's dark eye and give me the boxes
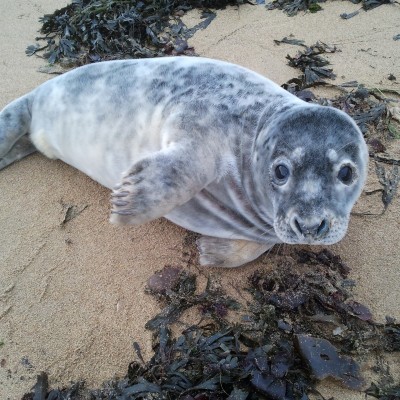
[275,164,289,181]
[338,165,353,184]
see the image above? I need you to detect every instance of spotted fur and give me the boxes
[0,57,368,267]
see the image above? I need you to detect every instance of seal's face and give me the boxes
[254,106,368,245]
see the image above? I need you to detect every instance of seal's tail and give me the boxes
[0,93,37,170]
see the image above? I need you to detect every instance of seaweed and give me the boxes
[273,36,305,46]
[29,0,397,66]
[340,10,359,19]
[266,0,324,16]
[363,162,400,214]
[22,372,84,400]
[295,334,364,390]
[366,383,400,400]
[145,266,240,330]
[27,0,244,66]
[383,317,400,352]
[24,250,400,399]
[266,0,393,16]
[323,85,389,135]
[286,41,337,85]
[31,372,48,400]
[362,0,394,10]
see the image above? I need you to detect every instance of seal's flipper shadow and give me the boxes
[197,236,273,268]
[0,134,37,171]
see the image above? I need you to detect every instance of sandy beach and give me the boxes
[0,1,399,399]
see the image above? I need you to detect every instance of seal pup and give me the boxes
[0,57,368,267]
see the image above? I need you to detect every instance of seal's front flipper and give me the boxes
[110,144,218,226]
[197,236,273,268]
[0,135,36,170]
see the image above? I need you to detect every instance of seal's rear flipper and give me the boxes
[0,94,34,169]
[0,134,36,170]
[197,236,273,268]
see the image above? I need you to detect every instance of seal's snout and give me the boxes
[291,216,330,241]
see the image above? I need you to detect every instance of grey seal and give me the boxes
[0,57,368,267]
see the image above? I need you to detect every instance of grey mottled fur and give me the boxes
[0,57,368,267]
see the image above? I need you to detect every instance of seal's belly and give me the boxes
[30,87,168,189]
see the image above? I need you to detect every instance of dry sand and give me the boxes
[0,1,399,399]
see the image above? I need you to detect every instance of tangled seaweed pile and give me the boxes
[284,41,338,85]
[24,250,400,399]
[27,0,396,66]
[26,0,243,66]
[267,0,395,16]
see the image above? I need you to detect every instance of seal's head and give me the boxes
[253,105,368,245]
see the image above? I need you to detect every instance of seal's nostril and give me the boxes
[294,218,303,235]
[317,218,329,238]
